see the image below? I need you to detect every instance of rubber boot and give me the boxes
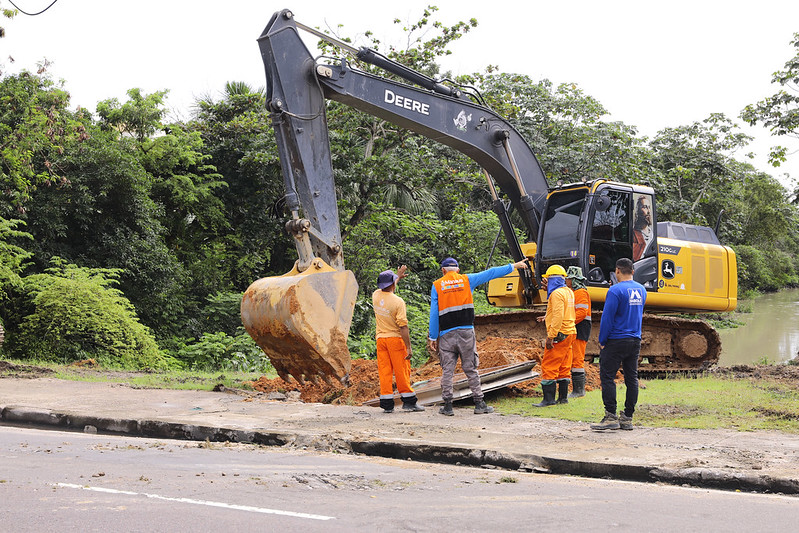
[438,400,454,416]
[557,379,570,404]
[474,399,494,414]
[402,397,425,412]
[533,382,557,407]
[568,372,586,399]
[379,397,395,413]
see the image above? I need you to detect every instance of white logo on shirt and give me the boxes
[628,288,643,306]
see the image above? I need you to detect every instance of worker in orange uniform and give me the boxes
[534,264,577,407]
[566,266,591,398]
[373,265,424,413]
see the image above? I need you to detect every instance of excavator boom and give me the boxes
[243,9,550,382]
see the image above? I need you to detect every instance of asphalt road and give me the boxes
[1,426,798,532]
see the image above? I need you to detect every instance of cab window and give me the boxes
[588,190,632,284]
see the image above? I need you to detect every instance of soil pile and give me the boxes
[247,336,603,405]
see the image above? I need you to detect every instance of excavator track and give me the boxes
[473,310,720,374]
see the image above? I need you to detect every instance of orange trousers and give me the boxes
[541,334,575,381]
[376,336,413,396]
[571,338,587,370]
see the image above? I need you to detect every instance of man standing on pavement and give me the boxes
[534,265,576,407]
[373,265,424,414]
[428,257,530,416]
[566,266,591,399]
[591,258,646,431]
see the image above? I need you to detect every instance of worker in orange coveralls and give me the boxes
[373,265,424,414]
[534,264,577,407]
[566,266,591,399]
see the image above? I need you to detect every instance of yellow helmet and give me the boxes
[542,264,567,278]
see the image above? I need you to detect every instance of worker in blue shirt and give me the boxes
[428,257,529,416]
[591,257,646,431]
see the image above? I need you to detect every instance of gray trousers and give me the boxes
[438,328,483,402]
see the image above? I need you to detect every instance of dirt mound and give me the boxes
[248,336,602,405]
[708,364,799,387]
[0,361,55,379]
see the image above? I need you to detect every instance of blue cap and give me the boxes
[377,270,399,289]
[440,257,459,268]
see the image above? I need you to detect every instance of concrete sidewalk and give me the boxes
[2,378,798,495]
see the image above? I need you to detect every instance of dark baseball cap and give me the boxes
[440,257,459,268]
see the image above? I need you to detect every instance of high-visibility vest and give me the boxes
[433,272,474,332]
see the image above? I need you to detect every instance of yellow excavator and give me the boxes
[241,9,737,384]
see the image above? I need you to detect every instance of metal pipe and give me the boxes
[502,138,528,196]
[293,19,360,56]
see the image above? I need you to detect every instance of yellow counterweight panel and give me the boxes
[653,238,736,311]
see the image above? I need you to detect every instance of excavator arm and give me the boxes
[242,9,551,383]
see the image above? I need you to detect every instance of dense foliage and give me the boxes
[0,7,797,369]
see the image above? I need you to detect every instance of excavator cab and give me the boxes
[536,180,736,313]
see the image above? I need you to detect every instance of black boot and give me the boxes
[533,382,557,407]
[474,399,494,414]
[402,396,425,412]
[557,379,570,404]
[380,397,395,413]
[438,400,454,416]
[568,372,586,399]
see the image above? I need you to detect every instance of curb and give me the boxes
[3,405,797,495]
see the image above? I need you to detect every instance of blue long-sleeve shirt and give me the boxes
[428,263,514,339]
[598,279,647,346]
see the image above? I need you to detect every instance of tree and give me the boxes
[474,72,651,186]
[0,71,89,215]
[741,32,799,169]
[648,114,752,225]
[0,216,30,321]
[189,83,290,284]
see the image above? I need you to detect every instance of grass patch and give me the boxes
[1,358,273,391]
[494,376,799,433]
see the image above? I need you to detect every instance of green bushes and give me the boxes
[170,329,270,372]
[9,260,168,369]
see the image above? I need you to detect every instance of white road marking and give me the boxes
[53,483,335,520]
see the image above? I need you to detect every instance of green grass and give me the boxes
[1,358,274,391]
[494,376,799,433]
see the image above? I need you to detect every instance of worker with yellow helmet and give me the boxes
[534,264,577,407]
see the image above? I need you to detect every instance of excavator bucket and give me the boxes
[241,260,358,384]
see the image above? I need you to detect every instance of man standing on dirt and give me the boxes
[566,266,591,398]
[534,264,576,407]
[428,257,529,416]
[373,265,424,414]
[591,257,646,431]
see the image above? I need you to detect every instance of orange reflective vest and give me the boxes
[433,272,474,333]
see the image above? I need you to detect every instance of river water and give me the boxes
[717,288,799,366]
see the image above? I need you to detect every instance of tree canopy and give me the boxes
[1,7,798,369]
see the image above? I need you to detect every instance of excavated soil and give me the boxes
[247,336,604,404]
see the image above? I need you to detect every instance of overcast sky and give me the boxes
[3,0,798,187]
